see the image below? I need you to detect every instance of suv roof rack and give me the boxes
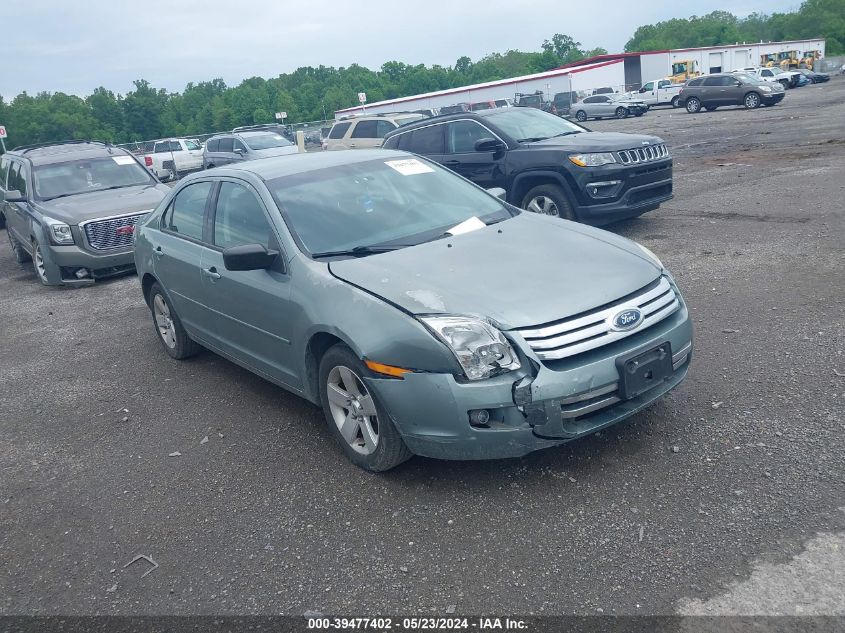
[232,124,287,133]
[12,139,111,154]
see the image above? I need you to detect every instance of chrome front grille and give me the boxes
[617,143,669,164]
[83,213,148,251]
[514,277,680,361]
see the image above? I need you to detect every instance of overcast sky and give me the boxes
[1,0,801,98]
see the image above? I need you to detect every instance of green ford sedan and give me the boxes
[134,149,692,471]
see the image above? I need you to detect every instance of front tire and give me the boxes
[575,110,587,122]
[671,96,681,108]
[148,282,201,360]
[521,183,575,221]
[685,97,702,113]
[32,238,50,285]
[615,107,628,119]
[744,92,761,109]
[318,344,411,472]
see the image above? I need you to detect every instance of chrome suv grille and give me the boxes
[83,213,148,251]
[617,143,669,164]
[513,277,680,361]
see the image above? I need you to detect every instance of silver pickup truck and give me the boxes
[630,80,684,108]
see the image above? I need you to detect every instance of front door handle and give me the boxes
[443,160,461,166]
[153,246,164,258]
[202,267,221,280]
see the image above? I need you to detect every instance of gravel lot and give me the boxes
[1,79,844,617]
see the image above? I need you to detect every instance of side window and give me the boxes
[0,157,9,189]
[719,76,737,86]
[154,142,169,153]
[169,141,183,152]
[407,125,445,154]
[643,82,654,91]
[658,81,670,89]
[702,77,722,86]
[762,70,773,77]
[218,137,234,153]
[375,120,396,138]
[447,121,493,154]
[213,182,271,249]
[583,96,598,103]
[233,139,247,152]
[162,181,213,241]
[206,139,219,152]
[328,122,351,139]
[351,120,379,138]
[9,162,27,196]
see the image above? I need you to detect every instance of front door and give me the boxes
[443,120,507,190]
[201,179,298,389]
[5,160,31,247]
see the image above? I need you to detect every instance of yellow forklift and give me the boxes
[801,50,822,70]
[761,53,778,68]
[777,51,801,70]
[667,60,700,82]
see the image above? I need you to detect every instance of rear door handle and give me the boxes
[202,267,221,280]
[443,160,461,166]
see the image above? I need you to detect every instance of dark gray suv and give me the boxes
[680,73,785,113]
[0,140,170,286]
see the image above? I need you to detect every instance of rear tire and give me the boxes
[318,344,412,472]
[521,183,575,221]
[8,231,31,264]
[148,282,201,360]
[685,97,702,113]
[744,92,761,109]
[575,110,587,122]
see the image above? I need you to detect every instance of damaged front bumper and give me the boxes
[367,299,692,461]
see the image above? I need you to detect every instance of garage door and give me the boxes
[709,52,723,73]
[734,50,751,69]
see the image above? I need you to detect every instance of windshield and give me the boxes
[485,108,584,142]
[33,156,155,199]
[244,133,293,150]
[267,157,513,256]
[769,67,784,75]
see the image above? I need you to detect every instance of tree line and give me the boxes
[0,0,840,149]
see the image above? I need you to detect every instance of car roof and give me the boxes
[8,141,132,166]
[211,149,412,180]
[382,108,512,137]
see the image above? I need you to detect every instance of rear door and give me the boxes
[442,119,507,190]
[348,119,390,149]
[200,179,298,388]
[152,180,217,340]
[217,137,235,164]
[394,123,446,164]
[700,76,726,105]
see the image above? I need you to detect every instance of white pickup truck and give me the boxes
[142,138,204,181]
[734,67,801,89]
[630,79,684,108]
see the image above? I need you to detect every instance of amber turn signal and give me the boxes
[365,360,412,378]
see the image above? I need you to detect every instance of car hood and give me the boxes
[529,131,664,151]
[328,213,661,330]
[33,184,171,225]
[250,146,299,158]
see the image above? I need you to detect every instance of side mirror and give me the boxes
[222,243,279,271]
[474,138,504,153]
[233,148,245,156]
[486,187,507,201]
[1,189,25,203]
[639,87,647,93]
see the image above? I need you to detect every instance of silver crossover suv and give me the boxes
[135,150,693,471]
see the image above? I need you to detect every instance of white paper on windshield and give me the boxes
[112,156,136,165]
[446,216,486,236]
[385,158,434,176]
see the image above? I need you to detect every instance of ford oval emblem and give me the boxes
[610,307,643,331]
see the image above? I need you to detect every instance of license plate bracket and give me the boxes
[616,342,673,400]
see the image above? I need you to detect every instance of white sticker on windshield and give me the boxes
[385,159,434,176]
[112,156,136,165]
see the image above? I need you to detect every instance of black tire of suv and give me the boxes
[615,107,628,119]
[575,110,587,122]
[685,97,702,113]
[318,343,412,472]
[148,282,201,360]
[8,231,31,264]
[671,96,681,108]
[744,92,762,109]
[521,184,576,221]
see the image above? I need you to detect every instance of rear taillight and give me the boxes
[144,156,153,166]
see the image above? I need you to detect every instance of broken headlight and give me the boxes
[420,315,521,381]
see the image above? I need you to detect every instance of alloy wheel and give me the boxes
[745,93,760,109]
[326,365,379,455]
[33,244,48,284]
[153,294,177,349]
[526,195,560,217]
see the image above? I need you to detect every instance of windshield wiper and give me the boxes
[517,136,549,143]
[550,131,580,138]
[42,184,141,201]
[311,244,402,259]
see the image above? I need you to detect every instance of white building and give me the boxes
[333,38,826,118]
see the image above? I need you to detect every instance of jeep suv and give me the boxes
[514,91,558,115]
[324,113,426,151]
[382,108,672,225]
[680,73,785,113]
[0,140,170,286]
